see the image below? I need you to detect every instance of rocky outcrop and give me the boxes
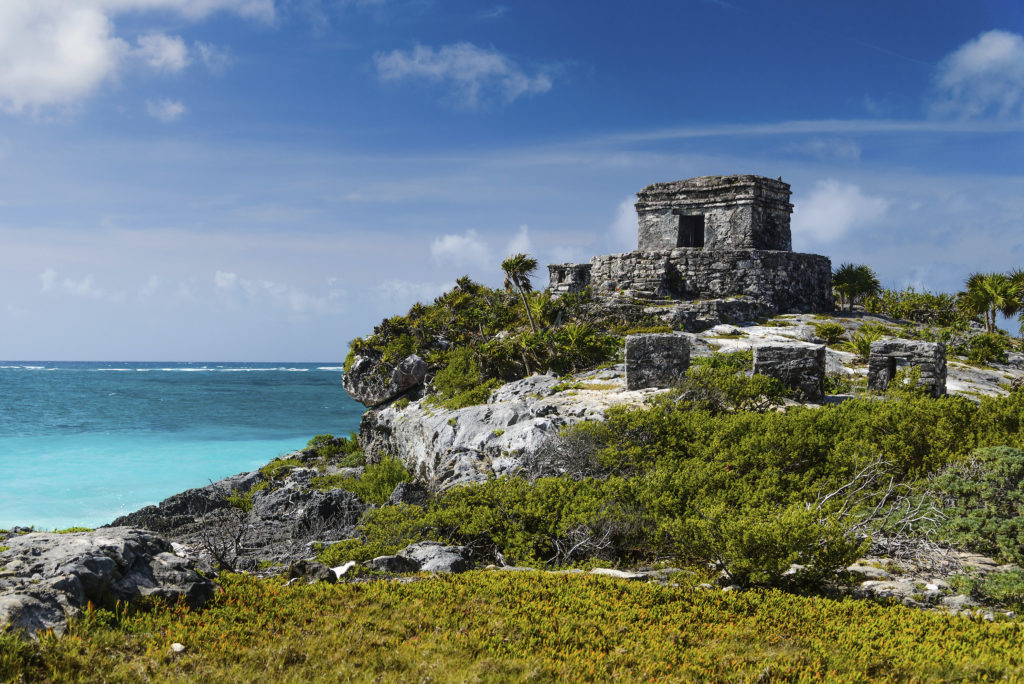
[0,527,214,639]
[110,456,368,571]
[366,542,474,574]
[359,367,660,490]
[342,352,427,407]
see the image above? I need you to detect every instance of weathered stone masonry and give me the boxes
[548,175,833,327]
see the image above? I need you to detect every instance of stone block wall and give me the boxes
[625,333,691,390]
[753,343,826,402]
[548,263,592,297]
[867,340,947,397]
[579,248,832,313]
[636,175,793,252]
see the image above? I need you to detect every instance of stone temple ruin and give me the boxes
[548,175,833,328]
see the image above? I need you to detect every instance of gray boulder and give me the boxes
[342,352,427,407]
[387,481,430,507]
[0,528,214,639]
[366,554,421,573]
[396,541,474,573]
[286,559,336,584]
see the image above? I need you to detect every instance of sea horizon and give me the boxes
[0,361,362,530]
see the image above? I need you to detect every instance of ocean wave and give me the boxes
[317,366,344,371]
[94,368,133,372]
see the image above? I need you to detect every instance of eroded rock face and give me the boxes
[0,527,214,639]
[359,367,660,490]
[110,456,368,571]
[342,352,427,407]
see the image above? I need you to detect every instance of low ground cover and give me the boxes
[4,571,1024,683]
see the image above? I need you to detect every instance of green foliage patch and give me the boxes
[311,455,412,505]
[5,572,1024,682]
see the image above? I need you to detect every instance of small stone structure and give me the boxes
[636,175,793,251]
[548,175,832,327]
[867,340,947,397]
[625,333,690,390]
[753,343,826,402]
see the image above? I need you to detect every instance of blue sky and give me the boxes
[1,0,1023,360]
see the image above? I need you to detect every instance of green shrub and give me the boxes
[864,287,964,326]
[259,457,303,481]
[673,351,785,412]
[681,503,865,587]
[312,455,413,505]
[226,489,254,513]
[842,323,887,360]
[966,333,1013,365]
[934,446,1024,564]
[812,322,847,345]
[824,372,853,395]
[316,504,431,566]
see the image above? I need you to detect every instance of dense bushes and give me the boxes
[934,446,1024,564]
[345,279,624,407]
[864,287,965,326]
[318,388,1024,585]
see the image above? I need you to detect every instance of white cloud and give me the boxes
[375,42,552,107]
[430,229,491,267]
[792,179,890,243]
[505,224,532,256]
[39,267,125,300]
[40,268,57,292]
[195,41,233,73]
[213,270,343,314]
[608,197,637,252]
[0,0,272,113]
[147,98,186,122]
[139,274,161,297]
[933,30,1024,119]
[136,33,190,72]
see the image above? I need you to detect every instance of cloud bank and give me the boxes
[933,29,1024,119]
[0,0,269,113]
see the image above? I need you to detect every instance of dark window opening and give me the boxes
[677,214,705,248]
[886,357,898,386]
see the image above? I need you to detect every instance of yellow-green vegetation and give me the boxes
[224,489,254,513]
[4,572,1024,682]
[310,455,412,505]
[52,527,93,534]
[258,457,303,481]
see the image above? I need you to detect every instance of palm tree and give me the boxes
[501,253,539,333]
[1011,269,1024,336]
[832,263,881,311]
[958,272,1020,333]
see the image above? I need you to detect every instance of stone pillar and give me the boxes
[752,343,826,402]
[867,340,947,397]
[625,333,691,390]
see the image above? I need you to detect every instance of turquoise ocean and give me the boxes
[0,362,363,530]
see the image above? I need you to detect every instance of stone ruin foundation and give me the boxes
[625,333,690,390]
[548,175,832,330]
[752,343,826,402]
[867,340,947,398]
